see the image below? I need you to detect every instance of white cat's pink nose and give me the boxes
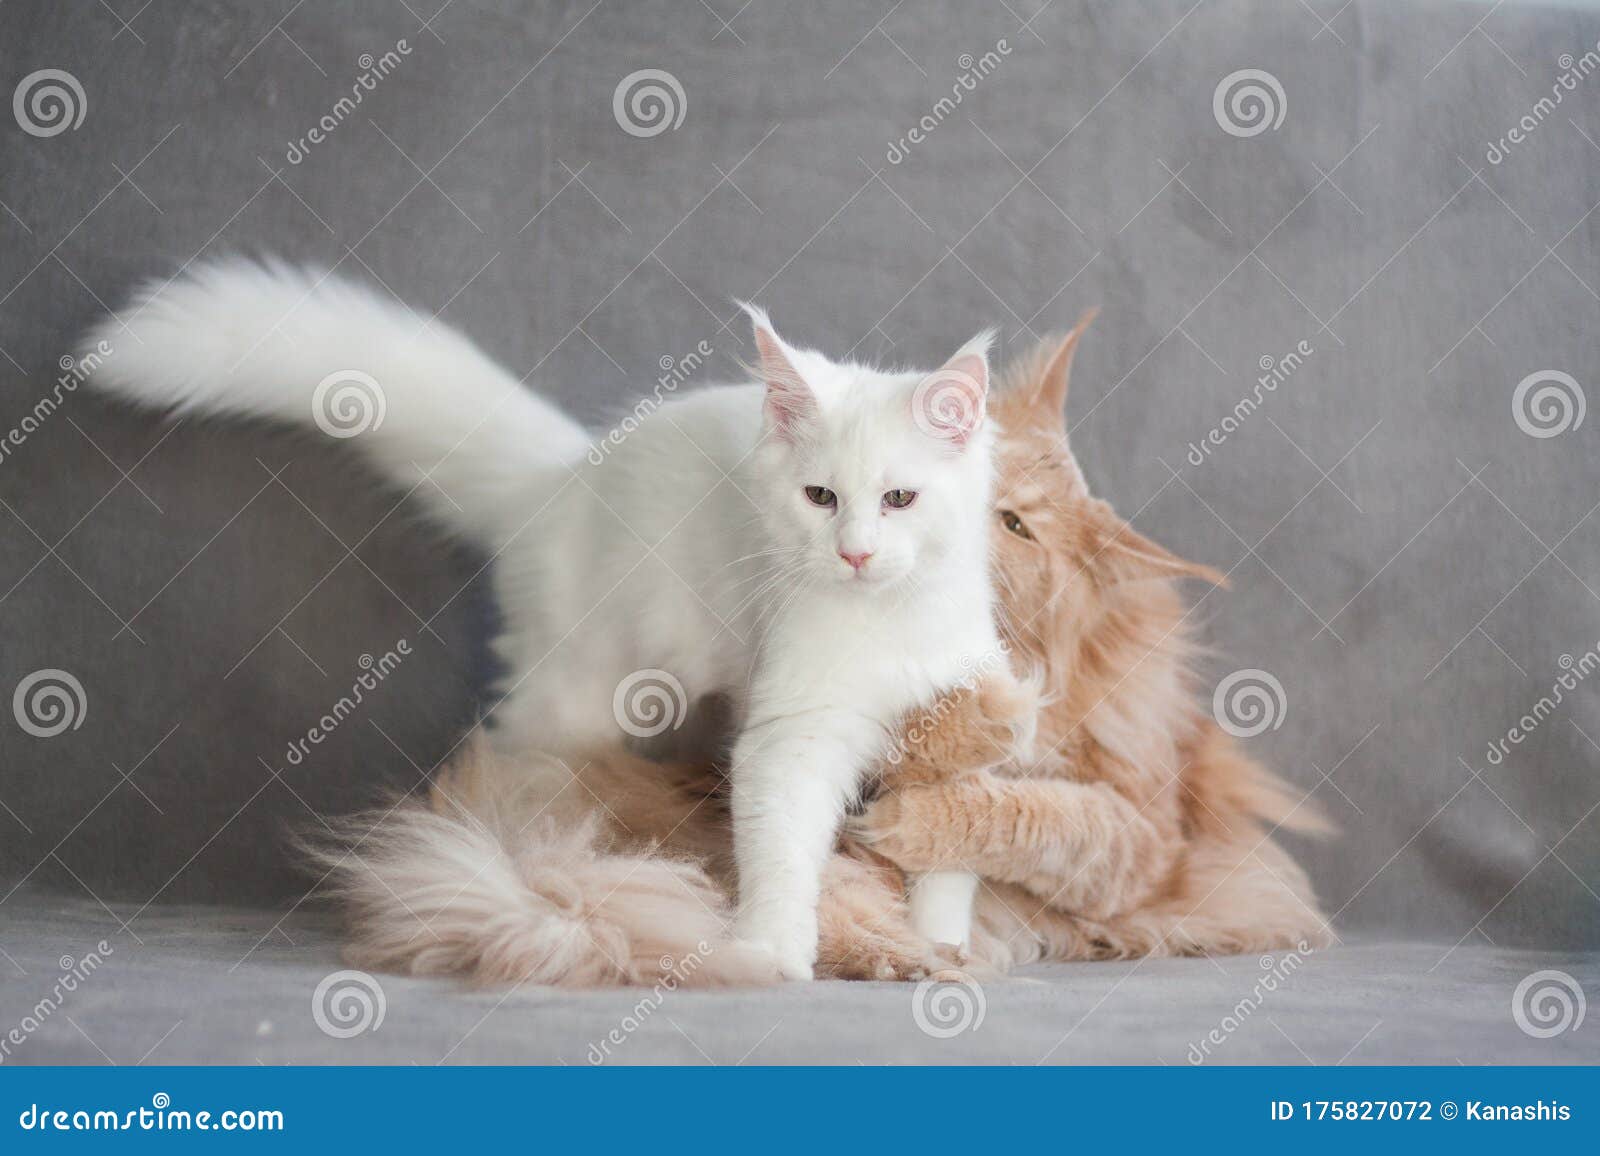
[838,549,873,572]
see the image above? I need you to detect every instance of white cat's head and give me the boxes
[743,305,997,591]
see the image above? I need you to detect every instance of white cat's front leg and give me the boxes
[907,870,979,949]
[729,713,883,980]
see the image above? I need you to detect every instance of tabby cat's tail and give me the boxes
[85,258,589,548]
[303,736,781,989]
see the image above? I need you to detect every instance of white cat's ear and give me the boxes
[740,302,817,443]
[911,329,994,449]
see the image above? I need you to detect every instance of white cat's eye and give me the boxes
[881,489,917,510]
[804,485,837,508]
[1000,509,1032,539]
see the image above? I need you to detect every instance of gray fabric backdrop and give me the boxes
[0,0,1596,954]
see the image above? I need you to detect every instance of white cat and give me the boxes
[86,261,998,977]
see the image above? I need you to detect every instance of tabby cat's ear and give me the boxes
[1029,307,1099,421]
[740,302,816,443]
[1089,500,1228,588]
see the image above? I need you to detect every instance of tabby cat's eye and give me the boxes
[1000,509,1032,539]
[804,485,837,508]
[881,489,917,510]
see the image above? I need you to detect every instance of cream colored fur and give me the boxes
[312,316,1333,987]
[305,738,778,988]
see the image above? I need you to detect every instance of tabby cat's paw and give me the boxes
[818,933,937,983]
[850,785,949,872]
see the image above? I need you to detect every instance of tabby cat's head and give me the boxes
[988,312,1226,668]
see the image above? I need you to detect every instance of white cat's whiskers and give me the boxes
[725,547,801,565]
[726,563,806,623]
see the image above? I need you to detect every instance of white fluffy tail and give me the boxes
[304,736,781,989]
[85,258,590,548]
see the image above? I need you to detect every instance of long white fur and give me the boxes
[91,260,590,547]
[86,260,1001,980]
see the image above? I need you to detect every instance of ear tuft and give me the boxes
[1090,501,1228,589]
[911,329,994,449]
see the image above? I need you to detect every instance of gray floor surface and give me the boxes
[2,890,1594,1066]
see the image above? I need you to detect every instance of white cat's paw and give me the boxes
[735,937,814,982]
[768,950,815,983]
[734,915,816,982]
